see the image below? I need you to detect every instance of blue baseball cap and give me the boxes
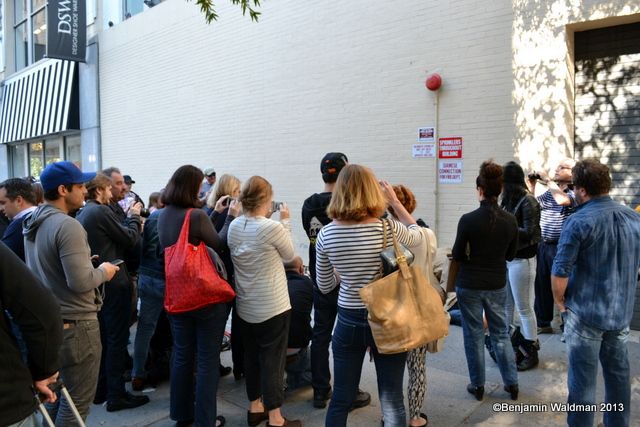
[40,161,96,191]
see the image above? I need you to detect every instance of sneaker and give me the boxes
[349,389,371,411]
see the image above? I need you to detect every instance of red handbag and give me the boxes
[164,208,236,314]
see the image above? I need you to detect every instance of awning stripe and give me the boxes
[0,59,76,143]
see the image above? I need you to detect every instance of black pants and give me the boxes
[96,280,132,401]
[231,301,245,377]
[534,241,557,327]
[310,285,339,395]
[240,310,291,410]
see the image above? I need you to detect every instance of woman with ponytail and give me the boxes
[452,160,520,402]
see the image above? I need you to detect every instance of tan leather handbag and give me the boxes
[359,220,449,354]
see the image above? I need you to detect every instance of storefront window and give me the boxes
[8,135,82,179]
[10,144,28,178]
[28,142,44,178]
[65,135,82,168]
[45,138,62,166]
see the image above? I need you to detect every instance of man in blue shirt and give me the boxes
[551,159,640,427]
[0,178,37,261]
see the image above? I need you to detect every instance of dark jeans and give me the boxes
[311,285,339,395]
[534,242,557,327]
[96,281,132,401]
[285,346,312,390]
[132,274,165,379]
[168,304,227,425]
[240,310,291,410]
[326,307,407,427]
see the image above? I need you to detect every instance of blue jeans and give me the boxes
[563,310,630,427]
[311,285,339,395]
[132,274,165,378]
[325,307,406,427]
[168,304,227,425]
[286,346,312,390]
[456,287,518,388]
[505,258,538,341]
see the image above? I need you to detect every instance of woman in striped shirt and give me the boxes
[315,164,423,427]
[228,176,301,427]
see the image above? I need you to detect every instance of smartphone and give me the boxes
[111,259,125,266]
[271,201,281,212]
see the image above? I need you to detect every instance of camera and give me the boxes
[222,197,237,207]
[271,201,282,212]
[140,208,151,218]
[528,173,541,181]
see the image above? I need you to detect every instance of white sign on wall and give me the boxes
[412,143,436,158]
[417,127,435,142]
[438,160,463,183]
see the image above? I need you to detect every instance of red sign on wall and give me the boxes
[438,137,463,159]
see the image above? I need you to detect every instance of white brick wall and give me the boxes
[98,0,639,259]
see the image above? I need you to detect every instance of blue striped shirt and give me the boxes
[537,190,576,242]
[552,196,640,330]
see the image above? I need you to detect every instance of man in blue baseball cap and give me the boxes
[23,161,120,425]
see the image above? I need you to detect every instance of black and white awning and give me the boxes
[0,59,77,144]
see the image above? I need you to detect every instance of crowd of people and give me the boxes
[0,152,638,427]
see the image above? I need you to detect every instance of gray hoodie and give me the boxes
[23,204,108,319]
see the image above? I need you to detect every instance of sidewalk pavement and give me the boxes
[87,324,640,426]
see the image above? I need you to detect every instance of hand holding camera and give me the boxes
[277,202,290,221]
[128,201,143,217]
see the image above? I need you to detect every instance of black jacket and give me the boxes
[0,243,63,425]
[76,200,141,289]
[502,194,541,259]
[301,192,332,283]
[452,200,518,291]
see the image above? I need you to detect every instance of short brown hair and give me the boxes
[162,165,204,208]
[85,174,112,200]
[572,159,611,196]
[387,184,417,218]
[327,164,385,221]
[240,176,273,213]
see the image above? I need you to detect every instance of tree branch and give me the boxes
[190,0,262,24]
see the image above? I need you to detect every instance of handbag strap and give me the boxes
[386,219,413,280]
[423,228,434,279]
[177,208,193,247]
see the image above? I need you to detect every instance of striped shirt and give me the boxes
[537,190,576,242]
[315,219,423,309]
[228,216,295,323]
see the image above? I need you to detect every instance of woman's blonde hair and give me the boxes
[239,176,273,213]
[327,164,386,221]
[207,174,241,208]
[387,184,417,218]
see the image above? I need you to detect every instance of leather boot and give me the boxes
[517,339,539,371]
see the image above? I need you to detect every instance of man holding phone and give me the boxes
[23,161,120,425]
[77,173,148,412]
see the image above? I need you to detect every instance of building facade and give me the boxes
[1,1,639,324]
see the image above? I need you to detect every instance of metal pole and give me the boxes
[434,90,440,234]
